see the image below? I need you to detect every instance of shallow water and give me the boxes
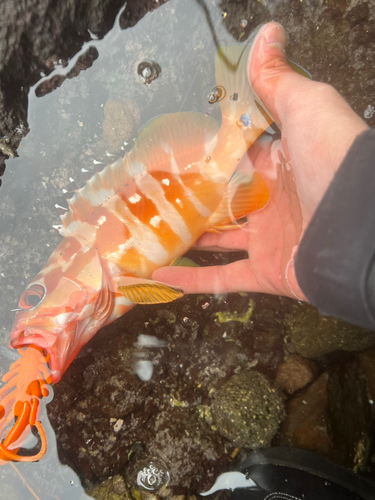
[0,1,244,496]
[0,0,374,498]
[0,0,237,339]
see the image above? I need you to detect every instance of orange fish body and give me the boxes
[9,45,271,383]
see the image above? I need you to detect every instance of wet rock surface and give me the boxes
[48,290,286,492]
[278,372,333,456]
[35,46,100,98]
[278,356,375,476]
[0,0,122,173]
[275,354,318,395]
[210,370,285,448]
[47,283,375,496]
[87,475,130,500]
[359,347,375,403]
[285,301,375,358]
[0,0,166,180]
[327,361,373,472]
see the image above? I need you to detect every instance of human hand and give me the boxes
[152,22,369,299]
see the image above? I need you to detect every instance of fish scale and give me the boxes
[59,112,219,235]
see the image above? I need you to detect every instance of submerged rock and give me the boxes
[211,370,285,449]
[284,302,375,358]
[279,361,374,473]
[87,474,130,500]
[327,361,373,472]
[275,354,318,395]
[278,373,332,455]
[359,346,375,404]
[103,99,141,151]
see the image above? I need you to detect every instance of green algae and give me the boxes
[214,300,254,324]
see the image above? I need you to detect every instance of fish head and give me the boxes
[10,238,112,382]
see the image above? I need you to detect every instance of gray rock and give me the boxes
[0,0,129,166]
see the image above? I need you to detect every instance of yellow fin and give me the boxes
[117,277,183,304]
[207,221,247,233]
[208,171,269,229]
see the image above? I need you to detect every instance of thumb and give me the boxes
[248,22,311,127]
[248,22,368,216]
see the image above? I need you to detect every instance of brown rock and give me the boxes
[278,373,333,455]
[275,354,318,395]
[87,474,130,500]
[327,361,373,472]
[359,346,375,405]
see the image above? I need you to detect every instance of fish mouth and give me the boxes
[9,329,57,350]
[9,330,63,383]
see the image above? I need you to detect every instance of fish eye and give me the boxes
[19,284,46,310]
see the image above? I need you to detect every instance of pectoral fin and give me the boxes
[117,277,183,304]
[207,171,269,232]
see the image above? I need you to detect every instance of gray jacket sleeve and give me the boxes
[294,129,375,330]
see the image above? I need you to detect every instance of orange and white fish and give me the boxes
[9,45,271,383]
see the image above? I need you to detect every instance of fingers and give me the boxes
[152,260,263,295]
[248,22,368,216]
[193,227,249,251]
[248,22,309,126]
[248,22,368,135]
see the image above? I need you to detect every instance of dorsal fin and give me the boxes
[130,112,219,172]
[60,112,219,236]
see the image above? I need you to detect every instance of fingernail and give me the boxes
[264,23,286,50]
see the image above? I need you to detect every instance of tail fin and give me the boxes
[215,45,272,146]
